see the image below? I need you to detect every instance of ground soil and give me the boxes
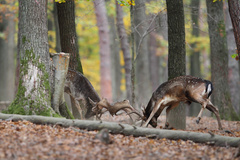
[0,114,239,160]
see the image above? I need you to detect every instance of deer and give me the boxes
[140,75,223,130]
[64,69,101,119]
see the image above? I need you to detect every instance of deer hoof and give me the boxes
[164,122,169,128]
[196,117,201,124]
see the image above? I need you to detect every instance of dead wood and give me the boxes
[0,113,239,148]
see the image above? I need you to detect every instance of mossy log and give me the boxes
[0,113,239,148]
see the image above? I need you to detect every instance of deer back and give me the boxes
[143,76,212,121]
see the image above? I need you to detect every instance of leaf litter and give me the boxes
[0,115,239,160]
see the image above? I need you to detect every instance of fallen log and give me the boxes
[0,113,239,147]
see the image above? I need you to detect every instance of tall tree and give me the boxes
[116,1,132,101]
[228,0,240,59]
[56,0,83,73]
[108,11,122,102]
[133,0,152,107]
[166,0,186,129]
[6,0,55,116]
[56,0,85,119]
[94,0,112,102]
[53,1,61,53]
[0,0,15,102]
[189,0,201,116]
[225,1,240,114]
[206,0,239,120]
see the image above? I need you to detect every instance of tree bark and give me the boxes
[228,0,240,58]
[206,0,239,120]
[53,1,61,53]
[224,1,240,114]
[6,0,55,116]
[94,0,112,102]
[0,0,15,102]
[56,0,85,118]
[0,113,239,148]
[108,14,122,102]
[166,0,186,129]
[51,53,71,117]
[133,0,152,107]
[116,1,132,101]
[56,0,83,73]
[189,0,201,117]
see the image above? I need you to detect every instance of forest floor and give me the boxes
[0,113,239,160]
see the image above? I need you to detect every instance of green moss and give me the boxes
[5,48,54,117]
[22,36,30,45]
[59,102,74,119]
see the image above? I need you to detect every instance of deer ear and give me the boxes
[88,97,97,106]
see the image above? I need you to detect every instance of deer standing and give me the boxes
[141,75,223,130]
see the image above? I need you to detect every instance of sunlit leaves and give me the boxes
[231,53,239,61]
[55,0,66,3]
[117,0,135,6]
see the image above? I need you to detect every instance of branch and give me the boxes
[0,113,239,148]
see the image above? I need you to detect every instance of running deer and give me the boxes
[141,75,223,130]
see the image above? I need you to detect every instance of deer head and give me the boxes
[141,75,223,130]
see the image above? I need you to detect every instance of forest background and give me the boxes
[0,0,240,123]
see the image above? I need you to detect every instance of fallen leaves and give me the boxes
[0,116,239,160]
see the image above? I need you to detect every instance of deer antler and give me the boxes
[91,98,142,122]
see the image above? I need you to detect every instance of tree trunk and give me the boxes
[56,0,83,73]
[56,0,85,119]
[133,0,152,107]
[94,0,112,102]
[0,113,239,148]
[206,0,239,120]
[108,14,122,102]
[116,1,132,102]
[224,1,240,114]
[5,0,55,116]
[166,0,186,129]
[228,0,240,58]
[0,0,15,102]
[53,1,61,53]
[189,0,201,117]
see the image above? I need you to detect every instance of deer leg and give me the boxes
[206,101,223,130]
[196,101,207,124]
[165,102,179,129]
[142,99,164,128]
